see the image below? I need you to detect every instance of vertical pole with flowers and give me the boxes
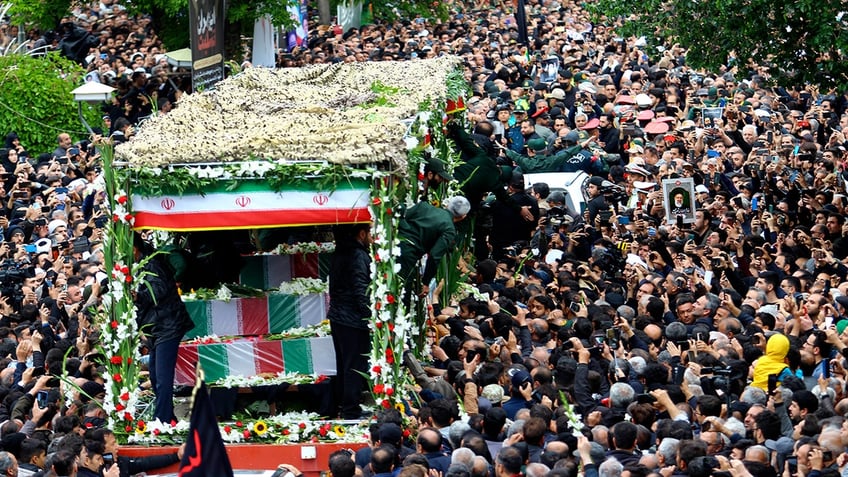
[367,174,415,410]
[96,140,145,435]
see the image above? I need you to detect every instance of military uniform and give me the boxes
[397,202,457,285]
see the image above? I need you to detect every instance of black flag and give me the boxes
[515,0,529,46]
[178,379,234,476]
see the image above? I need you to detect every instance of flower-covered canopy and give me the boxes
[115,57,463,171]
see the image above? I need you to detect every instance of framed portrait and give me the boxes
[662,177,696,225]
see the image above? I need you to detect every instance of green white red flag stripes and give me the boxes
[175,337,335,385]
[182,293,328,339]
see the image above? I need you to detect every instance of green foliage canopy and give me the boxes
[589,0,848,89]
[0,53,102,154]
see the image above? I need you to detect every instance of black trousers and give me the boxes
[330,321,371,418]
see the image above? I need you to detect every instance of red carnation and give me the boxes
[224,425,232,433]
[282,429,290,435]
[299,422,306,429]
[110,356,122,365]
[375,321,383,329]
[319,427,328,437]
[116,404,125,411]
[153,429,160,436]
[125,425,132,432]
[243,430,251,439]
[112,373,122,383]
[85,422,93,428]
[120,266,129,275]
[120,392,130,401]
[373,384,385,395]
[386,294,395,304]
[386,207,392,215]
[403,429,411,438]
[375,302,382,311]
[381,399,391,409]
[372,197,382,206]
[385,387,394,397]
[236,421,243,427]
[125,413,134,421]
[125,275,133,284]
[117,196,127,205]
[110,321,118,329]
[372,365,382,374]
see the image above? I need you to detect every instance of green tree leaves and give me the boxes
[590,0,848,88]
[0,53,101,154]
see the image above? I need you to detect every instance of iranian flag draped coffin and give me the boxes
[132,178,371,231]
[175,336,336,385]
[182,292,329,339]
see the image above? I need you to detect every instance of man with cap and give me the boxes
[422,157,453,201]
[398,196,470,297]
[503,367,534,420]
[505,138,574,174]
[445,120,509,260]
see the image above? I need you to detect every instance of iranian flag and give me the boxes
[184,296,271,338]
[240,253,330,289]
[175,337,335,385]
[182,293,328,339]
[132,179,371,231]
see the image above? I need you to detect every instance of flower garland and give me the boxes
[94,141,146,431]
[271,242,335,255]
[125,411,368,445]
[184,321,331,345]
[278,278,328,295]
[367,175,416,410]
[212,372,329,389]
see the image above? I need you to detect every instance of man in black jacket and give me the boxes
[328,224,372,419]
[134,234,195,423]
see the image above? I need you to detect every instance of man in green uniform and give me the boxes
[398,196,470,296]
[505,133,586,173]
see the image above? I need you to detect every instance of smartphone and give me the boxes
[823,359,831,379]
[606,328,619,350]
[751,197,758,211]
[732,197,743,208]
[676,215,684,229]
[36,390,48,408]
[618,216,630,225]
[672,365,685,385]
[569,301,581,313]
[103,453,114,466]
[767,131,773,144]
[687,350,696,363]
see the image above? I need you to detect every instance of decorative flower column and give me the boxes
[96,142,146,435]
[367,175,415,409]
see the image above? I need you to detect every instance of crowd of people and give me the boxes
[0,0,847,475]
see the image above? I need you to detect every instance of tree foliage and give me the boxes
[0,53,101,154]
[589,0,848,88]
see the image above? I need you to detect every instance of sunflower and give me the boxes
[333,425,345,437]
[136,420,147,434]
[395,402,406,414]
[253,421,268,436]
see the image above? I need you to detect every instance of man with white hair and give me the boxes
[598,458,623,477]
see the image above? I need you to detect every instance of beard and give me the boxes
[675,200,684,207]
